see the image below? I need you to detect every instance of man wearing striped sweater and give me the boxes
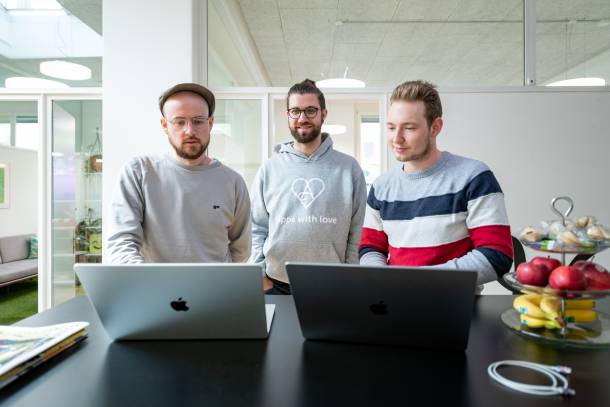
[359,80,513,291]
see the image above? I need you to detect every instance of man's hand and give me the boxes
[263,275,273,291]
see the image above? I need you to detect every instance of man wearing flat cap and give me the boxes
[106,83,251,264]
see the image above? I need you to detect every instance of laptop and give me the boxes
[286,262,477,350]
[74,263,275,341]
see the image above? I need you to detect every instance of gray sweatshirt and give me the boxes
[250,134,367,283]
[106,154,251,264]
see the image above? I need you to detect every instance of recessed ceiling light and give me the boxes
[5,77,69,89]
[546,77,606,86]
[322,124,347,135]
[40,60,92,80]
[316,78,366,89]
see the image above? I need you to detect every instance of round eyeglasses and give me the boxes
[167,116,209,131]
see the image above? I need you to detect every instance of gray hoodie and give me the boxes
[250,134,367,283]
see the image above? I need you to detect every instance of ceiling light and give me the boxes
[546,77,606,87]
[322,124,347,135]
[40,61,92,80]
[5,77,69,89]
[317,78,366,88]
[317,66,365,89]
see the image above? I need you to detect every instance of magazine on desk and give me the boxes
[0,322,89,389]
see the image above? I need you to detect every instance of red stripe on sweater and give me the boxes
[359,227,388,253]
[468,224,513,259]
[388,237,474,266]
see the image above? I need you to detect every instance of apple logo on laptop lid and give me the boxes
[370,300,388,315]
[170,297,189,312]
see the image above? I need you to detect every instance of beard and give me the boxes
[170,137,208,160]
[395,133,432,162]
[289,122,322,144]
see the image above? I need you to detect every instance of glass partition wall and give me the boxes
[0,98,39,324]
[51,99,102,306]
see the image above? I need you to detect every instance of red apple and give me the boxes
[573,261,610,290]
[516,262,550,286]
[531,256,562,273]
[549,266,587,290]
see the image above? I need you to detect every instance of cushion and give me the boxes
[0,258,37,284]
[27,236,38,259]
[0,234,31,263]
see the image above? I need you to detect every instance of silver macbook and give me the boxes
[74,263,275,341]
[286,262,477,350]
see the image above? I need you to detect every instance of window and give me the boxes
[208,0,524,87]
[536,0,610,86]
[0,116,10,145]
[15,116,38,150]
[0,0,102,89]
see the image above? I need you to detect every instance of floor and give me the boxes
[0,278,38,325]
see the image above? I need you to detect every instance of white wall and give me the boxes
[0,146,37,237]
[438,90,610,270]
[103,0,202,254]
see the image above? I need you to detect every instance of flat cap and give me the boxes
[158,83,215,116]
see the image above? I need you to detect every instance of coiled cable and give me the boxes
[487,360,575,397]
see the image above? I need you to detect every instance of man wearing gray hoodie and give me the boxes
[250,79,367,294]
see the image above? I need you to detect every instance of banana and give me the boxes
[513,294,548,319]
[566,299,595,309]
[564,309,598,323]
[540,297,561,319]
[540,296,596,319]
[520,314,561,329]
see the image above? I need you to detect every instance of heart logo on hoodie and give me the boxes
[291,178,326,209]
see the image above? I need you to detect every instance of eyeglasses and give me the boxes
[167,116,209,131]
[287,106,320,119]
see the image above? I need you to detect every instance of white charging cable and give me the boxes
[487,360,575,397]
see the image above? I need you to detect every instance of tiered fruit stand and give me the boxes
[501,197,610,348]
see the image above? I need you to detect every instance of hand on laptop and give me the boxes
[263,276,273,291]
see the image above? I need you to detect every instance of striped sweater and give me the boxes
[359,152,513,286]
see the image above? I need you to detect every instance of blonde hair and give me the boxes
[390,80,442,127]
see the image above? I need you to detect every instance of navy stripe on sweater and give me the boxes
[475,247,513,278]
[368,170,502,221]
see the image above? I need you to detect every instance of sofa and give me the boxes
[0,234,38,287]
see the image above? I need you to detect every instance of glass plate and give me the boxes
[501,309,610,349]
[520,239,610,254]
[503,272,610,299]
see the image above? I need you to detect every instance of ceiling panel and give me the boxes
[338,0,400,21]
[229,0,610,87]
[279,0,339,9]
[394,0,461,20]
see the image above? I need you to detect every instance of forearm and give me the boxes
[359,250,388,266]
[346,169,367,264]
[422,250,497,286]
[249,229,266,264]
[229,234,251,263]
[105,230,145,264]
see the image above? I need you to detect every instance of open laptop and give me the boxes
[74,263,275,341]
[286,262,477,350]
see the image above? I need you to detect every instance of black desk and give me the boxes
[2,296,609,406]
